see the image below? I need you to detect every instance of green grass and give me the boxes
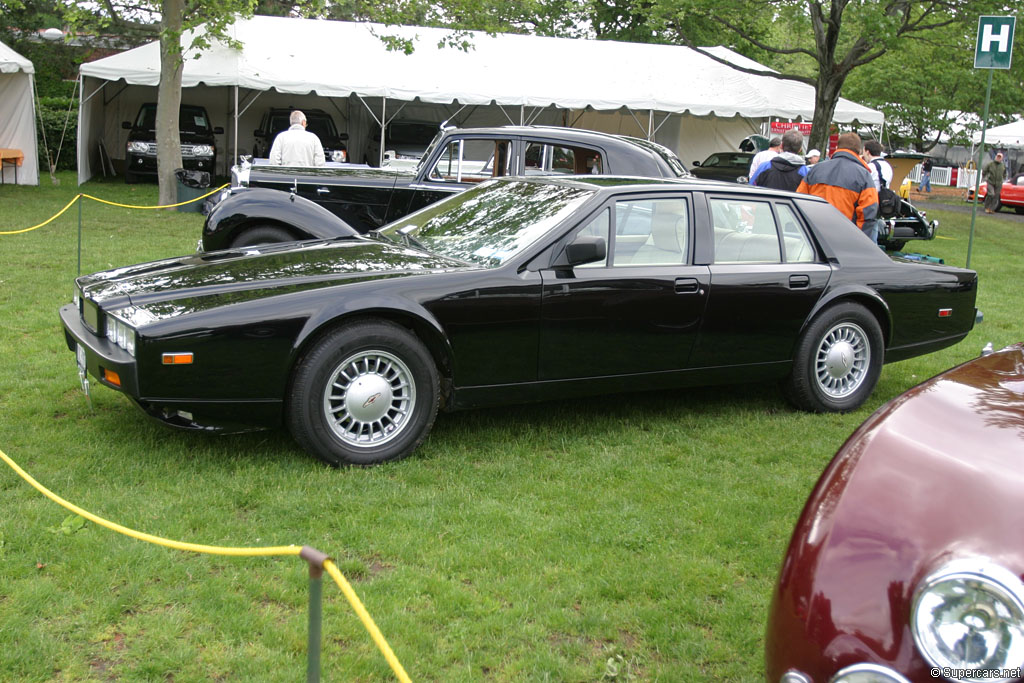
[0,172,1021,681]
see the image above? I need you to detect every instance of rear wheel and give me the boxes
[883,239,906,252]
[230,225,295,248]
[784,302,883,413]
[287,320,439,466]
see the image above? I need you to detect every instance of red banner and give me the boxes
[770,122,813,135]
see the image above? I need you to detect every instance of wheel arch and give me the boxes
[803,286,893,348]
[286,303,455,404]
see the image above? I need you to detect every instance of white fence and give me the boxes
[904,164,976,188]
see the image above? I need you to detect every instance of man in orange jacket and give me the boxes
[796,132,880,242]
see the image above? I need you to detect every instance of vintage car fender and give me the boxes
[766,342,1024,683]
[800,283,894,346]
[201,187,358,251]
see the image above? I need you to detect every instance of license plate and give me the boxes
[75,344,92,406]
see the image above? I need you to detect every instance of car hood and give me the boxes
[77,237,475,322]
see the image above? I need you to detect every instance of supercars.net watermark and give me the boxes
[930,667,1023,679]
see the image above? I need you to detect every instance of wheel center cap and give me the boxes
[346,374,393,422]
[825,341,856,379]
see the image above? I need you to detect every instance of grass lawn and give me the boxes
[0,172,1020,681]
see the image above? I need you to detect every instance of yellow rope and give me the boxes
[0,446,411,680]
[0,183,230,235]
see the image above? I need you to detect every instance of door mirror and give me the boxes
[122,121,132,130]
[692,160,701,167]
[214,126,224,135]
[564,235,606,267]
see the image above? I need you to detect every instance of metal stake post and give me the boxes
[77,194,82,276]
[301,546,329,683]
[967,69,993,270]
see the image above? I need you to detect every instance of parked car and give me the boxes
[967,173,1024,214]
[689,151,754,183]
[201,125,691,250]
[765,342,1024,683]
[252,107,349,162]
[122,103,223,183]
[62,175,978,466]
[364,119,441,166]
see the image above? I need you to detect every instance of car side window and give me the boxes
[775,203,816,263]
[429,138,512,183]
[616,198,689,266]
[710,198,782,263]
[524,142,604,175]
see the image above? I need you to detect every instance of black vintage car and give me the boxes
[201,125,690,250]
[123,103,223,184]
[62,176,978,466]
[252,107,349,163]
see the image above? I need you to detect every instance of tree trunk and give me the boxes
[157,0,185,207]
[808,71,844,156]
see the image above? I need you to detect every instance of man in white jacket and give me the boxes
[269,110,325,166]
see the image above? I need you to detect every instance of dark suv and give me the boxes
[122,103,222,183]
[252,108,349,162]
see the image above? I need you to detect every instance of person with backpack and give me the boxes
[863,140,900,238]
[752,128,808,191]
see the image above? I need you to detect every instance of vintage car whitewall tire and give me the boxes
[785,302,884,413]
[287,320,440,466]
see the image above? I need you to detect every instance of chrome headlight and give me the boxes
[190,144,214,157]
[912,559,1024,681]
[127,141,150,154]
[105,314,136,357]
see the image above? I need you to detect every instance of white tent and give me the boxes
[974,119,1024,148]
[78,16,883,182]
[0,40,39,186]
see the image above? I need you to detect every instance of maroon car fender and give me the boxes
[765,343,1024,682]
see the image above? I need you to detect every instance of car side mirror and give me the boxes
[253,129,263,137]
[122,121,131,129]
[564,235,606,267]
[214,127,224,135]
[692,160,701,167]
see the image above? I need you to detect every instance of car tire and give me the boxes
[287,320,439,466]
[229,225,295,248]
[784,302,883,413]
[125,171,141,184]
[884,239,906,252]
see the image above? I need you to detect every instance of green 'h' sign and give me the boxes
[975,16,1016,69]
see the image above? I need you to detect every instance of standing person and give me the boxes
[752,128,808,191]
[862,140,893,191]
[805,149,821,166]
[796,132,879,242]
[982,152,1005,214]
[269,110,326,167]
[748,136,782,181]
[919,157,933,193]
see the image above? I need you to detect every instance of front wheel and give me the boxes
[287,320,439,466]
[784,302,883,413]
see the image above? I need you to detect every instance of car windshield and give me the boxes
[703,153,751,169]
[268,112,338,139]
[379,179,594,267]
[135,105,211,134]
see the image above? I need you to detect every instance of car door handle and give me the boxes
[674,277,701,294]
[316,187,330,195]
[789,274,811,289]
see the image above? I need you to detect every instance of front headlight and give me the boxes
[190,144,214,157]
[127,141,150,154]
[105,314,136,357]
[912,559,1024,682]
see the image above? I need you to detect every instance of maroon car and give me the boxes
[766,342,1024,683]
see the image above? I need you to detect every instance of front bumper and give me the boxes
[60,303,140,396]
[126,154,214,176]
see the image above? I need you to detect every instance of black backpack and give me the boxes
[872,160,900,218]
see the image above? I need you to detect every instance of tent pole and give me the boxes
[649,110,653,141]
[379,97,386,167]
[233,85,238,167]
[520,105,524,126]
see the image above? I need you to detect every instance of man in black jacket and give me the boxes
[752,129,807,191]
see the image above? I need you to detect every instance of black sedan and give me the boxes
[61,176,978,466]
[688,152,754,183]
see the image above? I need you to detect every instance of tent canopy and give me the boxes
[975,119,1024,148]
[80,16,882,123]
[0,39,39,186]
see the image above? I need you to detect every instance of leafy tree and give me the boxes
[63,0,255,204]
[587,0,1013,152]
[844,23,1024,153]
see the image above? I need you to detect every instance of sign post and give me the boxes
[968,16,1016,269]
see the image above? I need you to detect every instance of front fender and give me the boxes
[201,187,358,251]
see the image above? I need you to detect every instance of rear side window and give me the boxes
[710,197,816,264]
[429,138,513,183]
[524,142,604,175]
